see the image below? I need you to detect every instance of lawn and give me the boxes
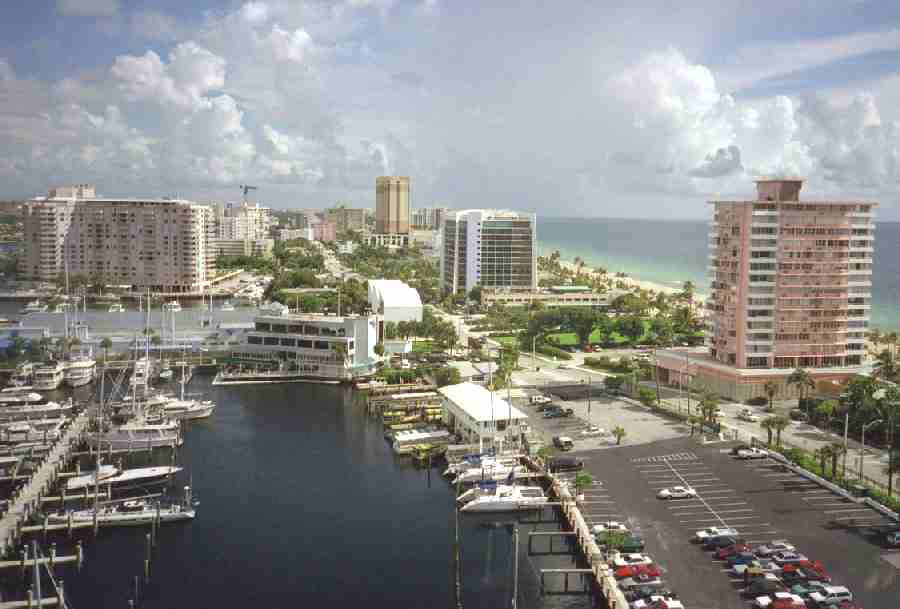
[412,340,434,353]
[548,320,651,347]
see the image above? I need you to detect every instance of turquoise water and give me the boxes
[537,217,900,331]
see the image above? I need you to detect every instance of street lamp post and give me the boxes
[587,373,592,418]
[860,419,883,482]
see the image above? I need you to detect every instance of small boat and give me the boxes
[49,487,196,528]
[159,362,173,381]
[160,359,215,420]
[452,462,529,485]
[9,363,35,387]
[20,300,47,314]
[219,301,235,312]
[0,419,66,444]
[0,389,43,405]
[108,303,126,313]
[458,484,548,512]
[162,300,182,313]
[391,429,453,455]
[66,465,182,491]
[64,356,96,388]
[32,362,66,391]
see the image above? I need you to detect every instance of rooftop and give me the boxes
[368,279,423,310]
[438,382,528,422]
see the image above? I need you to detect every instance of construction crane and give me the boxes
[239,184,258,202]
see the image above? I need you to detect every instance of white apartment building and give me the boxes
[20,186,212,293]
[212,202,272,240]
[440,209,537,295]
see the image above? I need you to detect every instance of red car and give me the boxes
[715,543,751,560]
[614,563,662,579]
[771,599,804,609]
[781,561,831,583]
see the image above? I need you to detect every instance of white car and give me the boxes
[581,425,606,437]
[592,521,629,534]
[738,408,761,422]
[695,527,739,541]
[771,551,808,565]
[632,598,684,609]
[612,553,653,567]
[657,485,697,499]
[736,447,769,460]
[753,540,795,557]
[530,395,552,405]
[808,586,852,606]
[752,592,805,608]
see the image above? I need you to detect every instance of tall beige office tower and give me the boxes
[375,176,410,234]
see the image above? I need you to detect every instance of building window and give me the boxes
[248,336,262,345]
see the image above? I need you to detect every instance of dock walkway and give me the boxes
[0,411,91,556]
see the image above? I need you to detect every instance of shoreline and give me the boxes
[555,259,707,304]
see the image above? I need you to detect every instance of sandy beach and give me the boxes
[556,259,707,303]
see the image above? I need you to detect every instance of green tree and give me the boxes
[574,471,593,494]
[872,386,900,496]
[787,368,815,407]
[688,415,702,437]
[434,366,461,387]
[760,417,776,446]
[374,342,385,357]
[637,387,657,407]
[467,285,482,304]
[567,308,596,347]
[612,425,627,445]
[699,392,720,425]
[770,415,790,446]
[815,399,837,432]
[873,350,898,381]
[617,316,645,344]
[100,336,113,362]
[763,380,778,412]
[383,321,397,340]
[604,375,625,393]
[828,442,846,479]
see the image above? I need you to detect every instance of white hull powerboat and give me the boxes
[0,419,65,444]
[88,417,181,450]
[458,484,548,512]
[219,301,235,312]
[66,465,182,491]
[452,464,529,485]
[161,399,215,421]
[20,300,47,314]
[0,391,44,406]
[49,487,196,527]
[0,399,73,422]
[33,363,66,391]
[65,357,96,387]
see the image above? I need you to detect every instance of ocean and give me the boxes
[537,217,900,331]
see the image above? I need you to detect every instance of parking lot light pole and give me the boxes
[860,419,882,481]
[587,373,591,418]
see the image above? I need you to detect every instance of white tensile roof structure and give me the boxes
[438,382,528,423]
[367,279,423,322]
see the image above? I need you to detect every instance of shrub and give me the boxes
[637,387,657,407]
[537,344,572,360]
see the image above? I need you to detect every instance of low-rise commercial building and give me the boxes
[438,382,529,452]
[227,312,379,381]
[209,238,274,260]
[481,286,616,308]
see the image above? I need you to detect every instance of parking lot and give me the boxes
[574,436,900,609]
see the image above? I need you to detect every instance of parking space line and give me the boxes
[825,508,875,514]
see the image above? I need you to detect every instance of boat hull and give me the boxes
[66,465,182,491]
[460,500,548,513]
[87,435,182,450]
[49,509,195,527]
[65,373,94,388]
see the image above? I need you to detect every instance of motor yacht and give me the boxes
[49,487,196,527]
[88,416,181,450]
[458,484,548,512]
[0,388,44,405]
[452,462,529,485]
[0,419,66,444]
[9,363,35,386]
[65,356,96,388]
[32,362,66,391]
[0,399,73,422]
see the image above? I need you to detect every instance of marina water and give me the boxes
[538,217,900,331]
[54,377,589,609]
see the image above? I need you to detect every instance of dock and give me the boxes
[0,410,91,555]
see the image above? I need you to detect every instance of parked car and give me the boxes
[727,551,758,566]
[736,447,769,460]
[739,408,761,422]
[771,551,809,565]
[754,540,796,557]
[730,443,753,455]
[743,574,786,598]
[581,425,606,437]
[751,592,806,608]
[780,566,831,585]
[703,535,744,550]
[789,409,809,422]
[885,530,900,547]
[732,559,780,577]
[536,403,557,412]
[614,563,661,579]
[547,457,583,472]
[657,485,697,499]
[553,436,575,451]
[617,575,664,590]
[631,597,684,609]
[530,395,552,405]
[715,542,751,559]
[612,553,653,567]
[592,521,629,534]
[600,535,645,553]
[623,584,672,602]
[695,527,740,542]
[788,581,829,599]
[807,586,853,607]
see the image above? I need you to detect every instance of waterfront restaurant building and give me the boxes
[656,179,876,401]
[438,382,529,452]
[228,312,379,381]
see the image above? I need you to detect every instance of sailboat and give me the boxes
[161,352,215,421]
[49,486,197,527]
[66,464,182,491]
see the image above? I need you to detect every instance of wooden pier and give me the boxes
[0,411,91,556]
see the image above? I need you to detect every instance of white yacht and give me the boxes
[0,399,74,422]
[391,429,453,455]
[159,364,174,380]
[452,462,528,485]
[88,417,182,450]
[49,487,196,527]
[443,455,523,478]
[162,300,182,313]
[66,464,182,491]
[0,388,44,405]
[65,356,96,387]
[458,484,548,512]
[20,300,48,314]
[158,360,216,421]
[0,419,66,444]
[219,301,235,312]
[108,303,126,313]
[9,363,35,386]
[33,362,66,391]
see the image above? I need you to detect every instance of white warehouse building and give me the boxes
[438,382,529,453]
[367,279,423,323]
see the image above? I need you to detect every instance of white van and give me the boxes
[531,395,552,405]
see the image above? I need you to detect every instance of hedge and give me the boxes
[537,344,573,360]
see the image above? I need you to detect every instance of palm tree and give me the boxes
[873,387,900,496]
[699,392,720,426]
[828,442,846,479]
[873,350,898,381]
[771,415,790,446]
[763,380,778,412]
[688,415,702,437]
[100,337,113,363]
[787,368,815,409]
[612,425,627,445]
[815,399,837,433]
[760,417,776,446]
[815,445,831,476]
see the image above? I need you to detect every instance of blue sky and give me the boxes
[1,1,900,219]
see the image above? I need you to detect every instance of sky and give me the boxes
[1,1,900,219]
